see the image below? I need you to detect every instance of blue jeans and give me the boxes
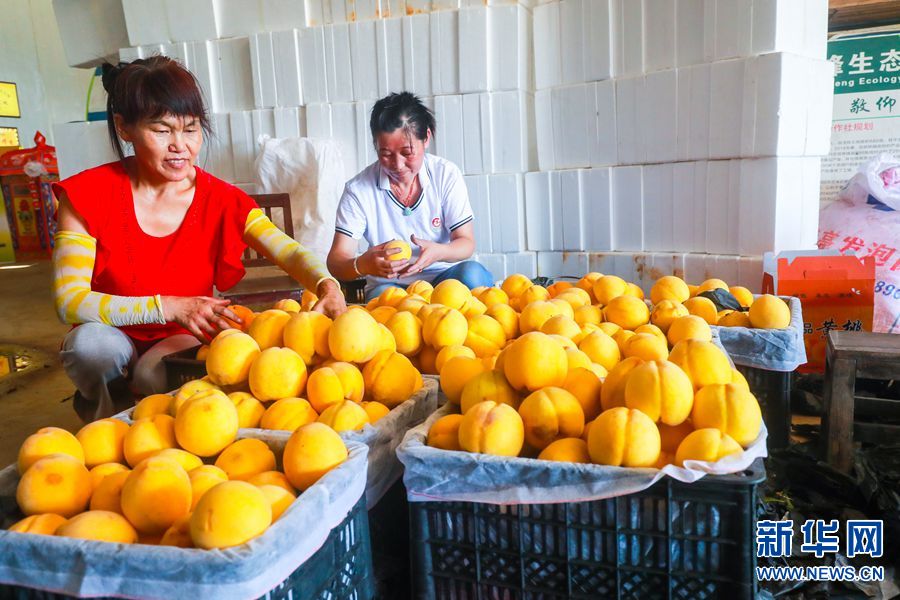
[366,260,495,301]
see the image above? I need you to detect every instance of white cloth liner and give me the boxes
[0,433,368,600]
[712,296,807,372]
[397,403,768,505]
[240,377,439,509]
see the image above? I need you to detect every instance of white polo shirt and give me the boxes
[335,153,474,290]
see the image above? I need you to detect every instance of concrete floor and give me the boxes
[0,260,80,466]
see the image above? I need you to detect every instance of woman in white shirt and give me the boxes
[327,92,494,300]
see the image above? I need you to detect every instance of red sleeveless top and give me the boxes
[52,161,257,343]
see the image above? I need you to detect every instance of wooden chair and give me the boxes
[822,330,900,472]
[219,193,304,308]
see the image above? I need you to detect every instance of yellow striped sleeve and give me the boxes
[52,231,167,326]
[243,210,337,293]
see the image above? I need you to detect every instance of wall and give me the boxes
[0,0,93,147]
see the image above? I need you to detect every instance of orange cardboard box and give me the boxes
[763,251,875,373]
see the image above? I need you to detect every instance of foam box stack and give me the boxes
[537,252,590,278]
[465,175,493,254]
[53,0,131,68]
[535,81,615,171]
[534,0,613,90]
[52,121,120,179]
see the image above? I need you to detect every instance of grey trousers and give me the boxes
[60,323,199,421]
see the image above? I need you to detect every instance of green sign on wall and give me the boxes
[829,33,900,94]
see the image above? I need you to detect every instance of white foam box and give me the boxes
[384,0,410,19]
[306,103,334,138]
[489,91,536,174]
[712,254,740,286]
[376,18,405,96]
[534,89,556,171]
[642,70,677,164]
[643,0,676,72]
[164,0,218,42]
[687,64,711,161]
[433,0,461,10]
[459,7,492,93]
[476,253,508,281]
[708,59,745,160]
[305,0,326,26]
[553,84,591,170]
[252,109,276,142]
[210,38,256,112]
[261,0,307,31]
[589,80,618,167]
[703,160,736,254]
[137,43,166,59]
[751,0,802,57]
[185,42,218,106]
[121,0,170,47]
[119,47,141,63]
[612,0,643,77]
[325,24,355,103]
[488,174,527,253]
[804,0,828,61]
[229,111,255,183]
[430,10,460,96]
[272,30,303,107]
[215,0,265,37]
[611,166,643,252]
[402,14,432,97]
[208,113,236,182]
[737,255,763,291]
[675,67,692,161]
[160,42,188,66]
[749,53,807,158]
[641,163,674,253]
[533,2,561,90]
[465,175,493,253]
[682,252,709,284]
[806,56,834,156]
[675,0,705,67]
[52,121,118,179]
[349,21,379,101]
[589,252,639,280]
[713,0,751,60]
[505,251,537,278]
[434,95,465,169]
[250,33,278,109]
[462,93,493,175]
[559,0,585,86]
[538,252,590,277]
[585,0,613,81]
[356,101,376,168]
[490,5,531,92]
[331,103,360,179]
[581,167,613,251]
[523,171,557,251]
[615,76,644,165]
[703,0,716,62]
[300,26,330,104]
[671,161,702,253]
[648,252,687,280]
[53,0,132,67]
[273,107,307,138]
[560,169,585,251]
[328,0,350,23]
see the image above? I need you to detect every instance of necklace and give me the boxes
[392,179,418,216]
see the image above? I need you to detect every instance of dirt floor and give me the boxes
[0,260,79,466]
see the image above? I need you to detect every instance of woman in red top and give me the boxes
[53,57,346,421]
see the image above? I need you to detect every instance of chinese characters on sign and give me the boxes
[757,519,883,559]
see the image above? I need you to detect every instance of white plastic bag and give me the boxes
[818,153,900,333]
[253,136,345,262]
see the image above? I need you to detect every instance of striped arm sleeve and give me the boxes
[52,231,166,326]
[243,209,338,292]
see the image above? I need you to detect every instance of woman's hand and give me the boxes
[162,296,238,341]
[312,280,347,317]
[400,235,446,277]
[358,242,410,279]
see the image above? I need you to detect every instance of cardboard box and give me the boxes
[763,251,876,372]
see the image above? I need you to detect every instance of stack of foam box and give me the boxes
[525,0,833,292]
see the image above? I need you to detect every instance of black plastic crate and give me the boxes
[0,495,376,600]
[736,365,792,450]
[161,346,207,391]
[410,459,765,600]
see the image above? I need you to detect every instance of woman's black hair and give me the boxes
[369,92,436,144]
[101,57,212,161]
